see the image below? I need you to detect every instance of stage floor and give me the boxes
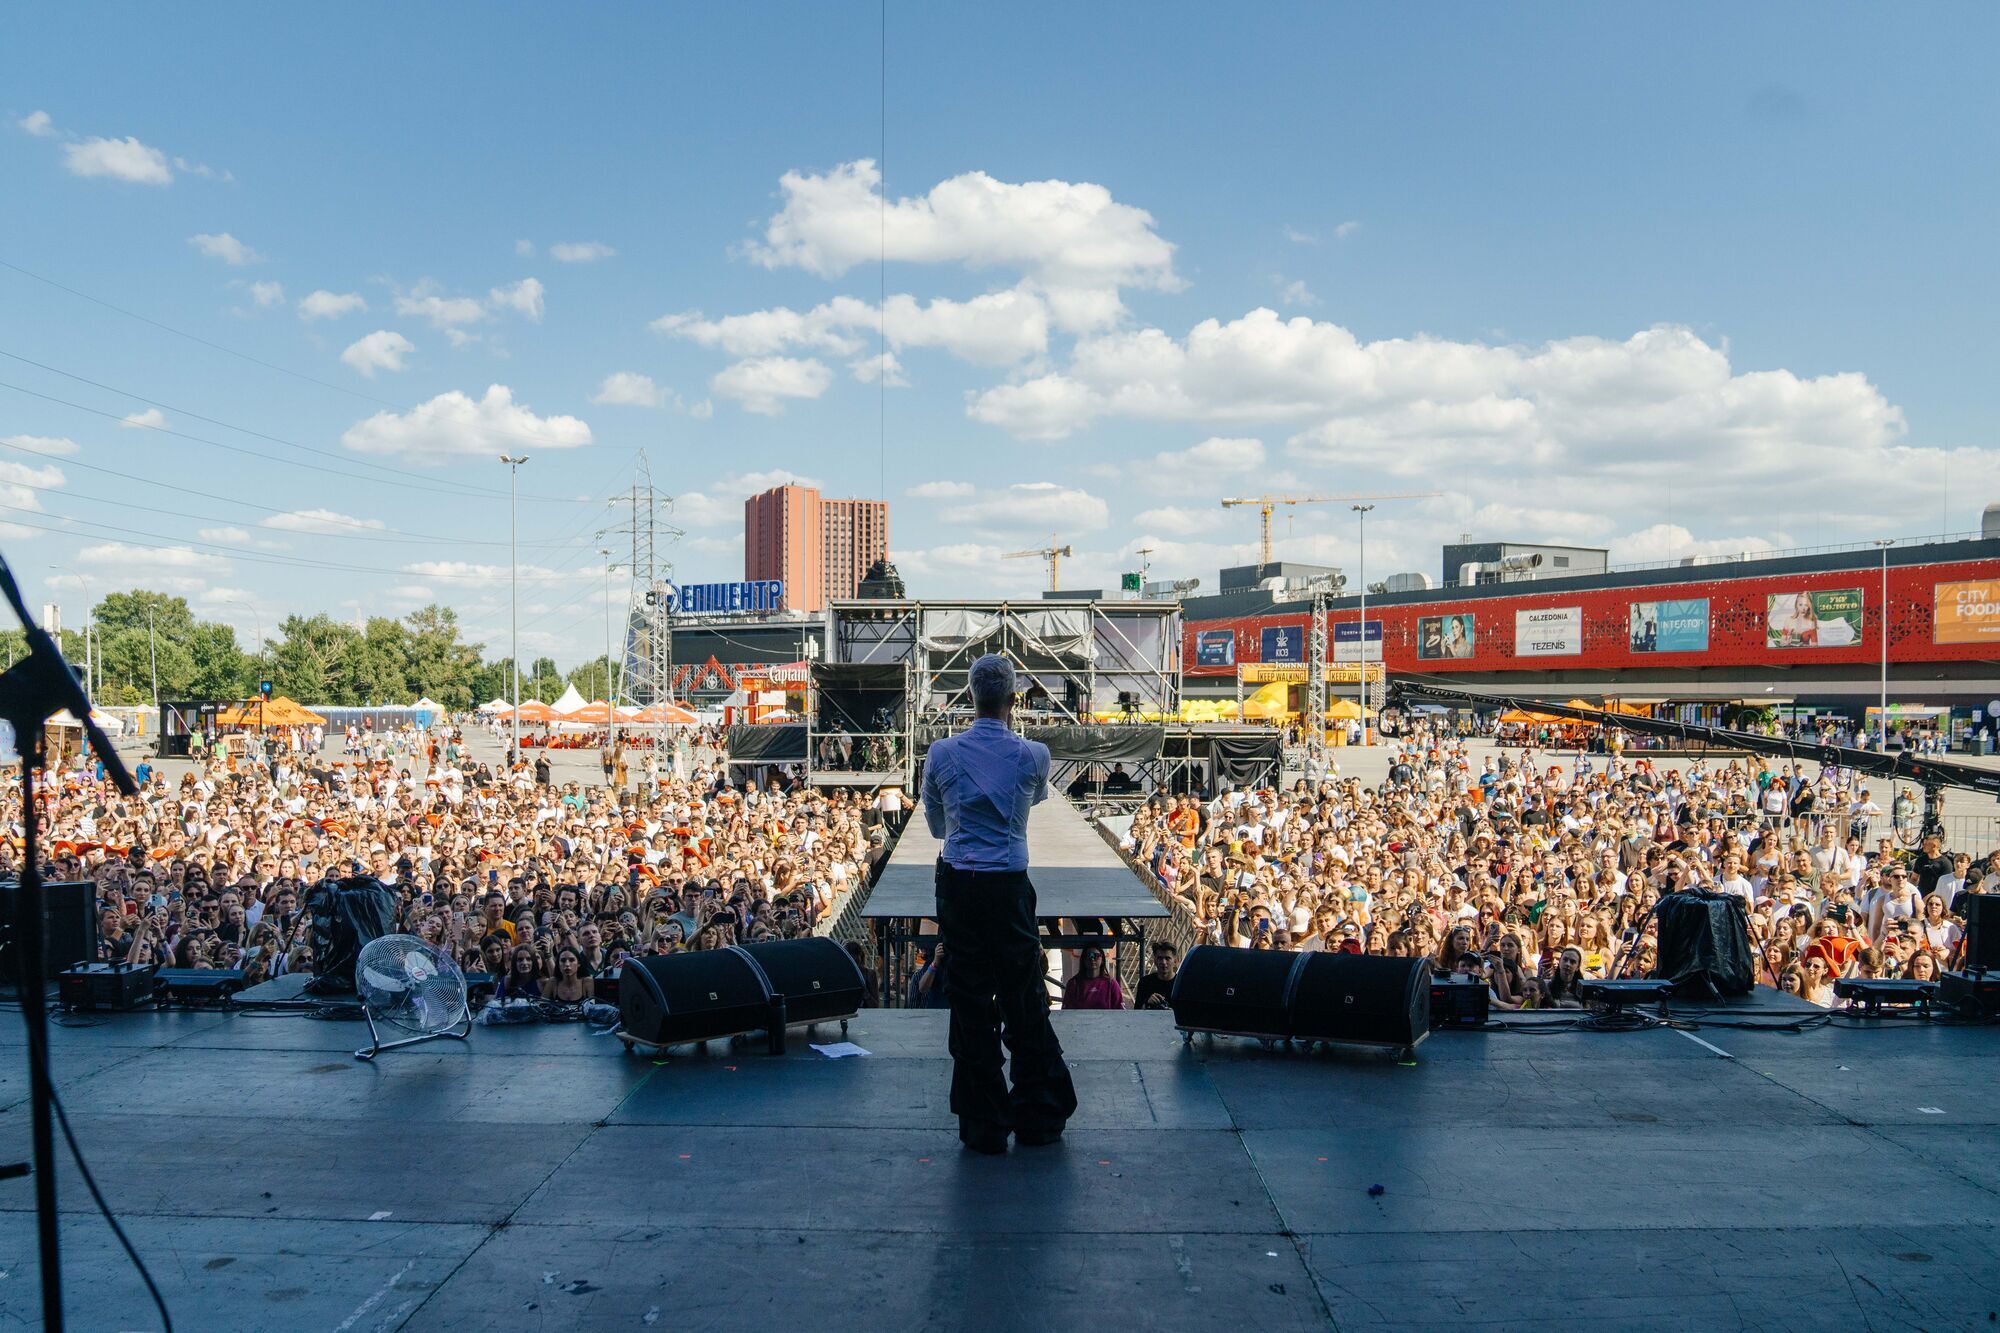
[3,1001,1998,1330]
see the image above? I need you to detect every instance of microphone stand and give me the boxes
[0,552,137,1332]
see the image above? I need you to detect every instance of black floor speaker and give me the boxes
[1168,945,1300,1039]
[619,949,772,1047]
[1171,946,1430,1052]
[737,938,866,1025]
[0,880,98,986]
[1959,894,2000,972]
[1289,953,1431,1049]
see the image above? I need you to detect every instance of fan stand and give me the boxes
[354,993,474,1061]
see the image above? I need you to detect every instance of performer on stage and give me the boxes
[922,653,1078,1154]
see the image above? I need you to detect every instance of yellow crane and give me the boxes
[1220,492,1442,566]
[1003,535,1075,592]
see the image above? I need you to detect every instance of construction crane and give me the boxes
[1220,492,1441,567]
[1003,535,1075,593]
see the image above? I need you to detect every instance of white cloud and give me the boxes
[247,280,285,307]
[1334,220,1362,239]
[591,372,673,408]
[850,350,907,386]
[964,374,1096,441]
[710,356,833,415]
[0,459,65,528]
[119,407,169,430]
[514,239,536,257]
[1611,524,1780,566]
[189,232,259,265]
[340,330,415,377]
[63,135,173,185]
[399,559,591,588]
[1141,436,1268,491]
[1277,278,1318,308]
[262,507,388,535]
[1283,225,1317,245]
[550,241,615,263]
[0,434,80,457]
[77,542,229,573]
[673,469,823,527]
[690,399,714,420]
[940,481,1109,534]
[299,289,367,321]
[388,583,435,601]
[340,384,592,462]
[196,526,252,543]
[742,160,1180,297]
[906,480,975,499]
[654,303,869,358]
[488,277,544,321]
[18,110,54,138]
[395,280,487,330]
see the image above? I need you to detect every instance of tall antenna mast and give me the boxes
[602,451,683,704]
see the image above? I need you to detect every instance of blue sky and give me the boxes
[3,3,1995,665]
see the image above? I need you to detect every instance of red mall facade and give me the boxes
[1180,539,2000,714]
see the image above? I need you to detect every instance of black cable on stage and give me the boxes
[48,1087,172,1332]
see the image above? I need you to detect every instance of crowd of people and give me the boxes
[1123,723,1994,1010]
[10,710,1995,1021]
[6,724,905,1015]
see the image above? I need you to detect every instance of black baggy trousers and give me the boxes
[934,860,1077,1142]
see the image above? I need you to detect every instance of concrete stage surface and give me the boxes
[2,1004,1998,1331]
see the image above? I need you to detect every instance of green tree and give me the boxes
[523,656,562,702]
[341,617,410,705]
[566,654,619,700]
[402,604,483,707]
[271,614,359,703]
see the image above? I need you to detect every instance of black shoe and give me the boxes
[961,1132,1009,1155]
[1015,1128,1064,1147]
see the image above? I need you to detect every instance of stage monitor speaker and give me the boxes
[736,938,865,1026]
[1652,890,1754,998]
[1169,945,1303,1040]
[0,880,98,986]
[1289,953,1431,1050]
[1959,894,2000,973]
[619,949,772,1048]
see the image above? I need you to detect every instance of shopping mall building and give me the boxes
[1177,531,2000,740]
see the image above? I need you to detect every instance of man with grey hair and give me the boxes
[922,653,1076,1153]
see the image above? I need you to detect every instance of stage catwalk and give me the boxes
[1,1004,1997,1330]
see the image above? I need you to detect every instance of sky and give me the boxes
[3,3,1996,668]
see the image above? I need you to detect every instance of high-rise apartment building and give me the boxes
[821,496,889,609]
[743,485,889,612]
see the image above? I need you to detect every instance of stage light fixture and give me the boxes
[1832,977,1937,1014]
[1578,978,1674,1012]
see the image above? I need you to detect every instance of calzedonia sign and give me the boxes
[671,580,785,614]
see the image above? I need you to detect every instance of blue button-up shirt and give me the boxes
[922,718,1051,872]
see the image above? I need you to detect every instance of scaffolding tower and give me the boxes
[604,453,682,705]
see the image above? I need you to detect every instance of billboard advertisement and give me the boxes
[1195,630,1236,667]
[1331,619,1383,662]
[1260,623,1305,664]
[1766,589,1863,648]
[1628,598,1710,653]
[1935,579,2000,645]
[1514,606,1582,657]
[1417,613,1475,660]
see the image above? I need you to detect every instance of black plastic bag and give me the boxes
[303,875,398,995]
[1651,890,1754,998]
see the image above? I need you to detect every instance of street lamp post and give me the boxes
[146,607,159,707]
[602,548,618,771]
[1874,538,1894,749]
[501,455,530,762]
[50,566,94,705]
[1353,504,1375,747]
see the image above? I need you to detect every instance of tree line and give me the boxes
[0,590,623,711]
